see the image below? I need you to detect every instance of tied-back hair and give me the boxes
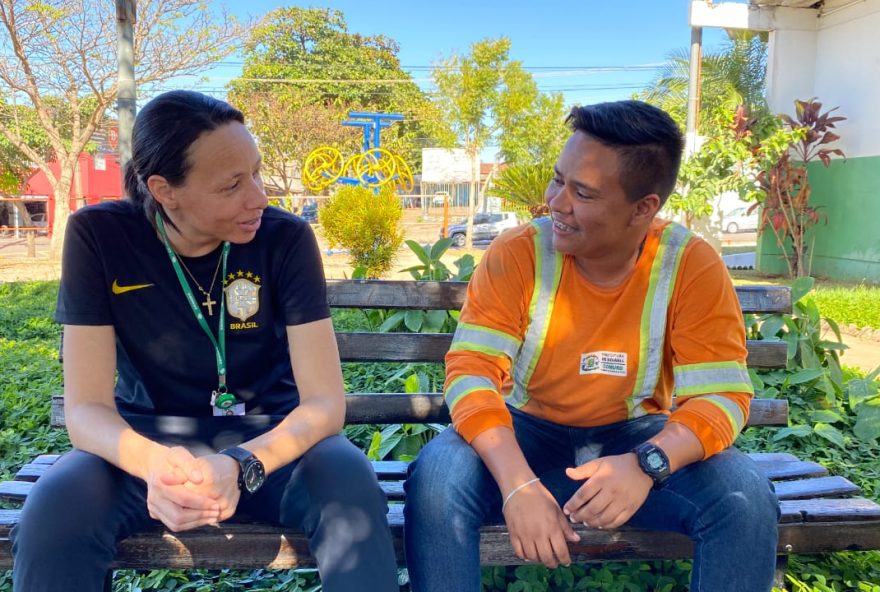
[124,90,245,228]
[566,100,684,206]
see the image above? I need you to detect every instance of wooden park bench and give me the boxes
[1,280,879,587]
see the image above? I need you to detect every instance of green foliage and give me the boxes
[110,567,323,591]
[0,283,67,484]
[229,6,444,169]
[2,280,879,590]
[364,372,445,462]
[432,36,566,247]
[640,33,774,225]
[665,105,783,225]
[806,284,880,331]
[736,278,880,591]
[400,238,476,282]
[432,36,568,169]
[755,99,847,278]
[0,0,242,244]
[353,238,474,334]
[637,32,770,130]
[782,552,880,592]
[319,184,404,278]
[231,91,361,199]
[479,561,692,591]
[0,102,51,196]
[491,161,553,217]
[737,277,880,591]
[498,93,569,168]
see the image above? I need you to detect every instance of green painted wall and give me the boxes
[757,155,880,282]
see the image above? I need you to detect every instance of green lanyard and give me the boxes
[155,212,233,405]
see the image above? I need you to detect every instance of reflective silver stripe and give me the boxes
[688,394,747,436]
[445,375,497,411]
[508,217,562,408]
[628,224,693,415]
[674,363,753,396]
[451,322,522,361]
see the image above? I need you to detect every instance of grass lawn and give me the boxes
[729,269,880,331]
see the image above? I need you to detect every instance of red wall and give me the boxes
[23,152,123,233]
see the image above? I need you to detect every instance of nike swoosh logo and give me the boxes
[111,280,154,295]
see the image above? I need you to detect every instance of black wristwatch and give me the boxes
[219,447,266,495]
[631,442,671,489]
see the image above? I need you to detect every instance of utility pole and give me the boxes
[685,25,703,156]
[116,0,136,171]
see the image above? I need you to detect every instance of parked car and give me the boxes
[432,191,450,207]
[30,212,48,235]
[723,206,759,234]
[443,211,522,247]
[300,202,318,224]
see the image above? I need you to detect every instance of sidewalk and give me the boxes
[839,333,880,374]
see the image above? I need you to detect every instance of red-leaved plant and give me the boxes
[755,99,846,277]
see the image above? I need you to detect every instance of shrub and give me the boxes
[319,184,403,278]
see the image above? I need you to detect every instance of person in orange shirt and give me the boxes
[404,100,779,592]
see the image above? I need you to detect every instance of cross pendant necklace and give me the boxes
[202,294,217,316]
[176,250,224,316]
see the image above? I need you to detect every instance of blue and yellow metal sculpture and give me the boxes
[302,112,414,193]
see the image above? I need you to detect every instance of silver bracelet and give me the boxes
[502,477,541,510]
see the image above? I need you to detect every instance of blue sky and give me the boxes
[181,0,737,108]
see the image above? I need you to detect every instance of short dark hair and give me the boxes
[565,100,684,205]
[124,90,245,227]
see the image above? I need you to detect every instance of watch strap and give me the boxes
[631,442,671,489]
[218,446,263,494]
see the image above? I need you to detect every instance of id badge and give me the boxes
[211,390,246,416]
[213,402,246,416]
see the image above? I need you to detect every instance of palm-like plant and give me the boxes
[636,32,770,131]
[490,161,552,218]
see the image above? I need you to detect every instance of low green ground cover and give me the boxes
[1,280,878,591]
[730,270,880,331]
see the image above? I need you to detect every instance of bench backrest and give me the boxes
[51,280,792,427]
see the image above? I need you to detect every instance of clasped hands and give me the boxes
[502,452,654,569]
[144,446,241,532]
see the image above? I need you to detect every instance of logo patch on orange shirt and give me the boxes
[580,351,628,377]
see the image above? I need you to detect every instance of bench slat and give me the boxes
[354,395,789,427]
[327,280,467,310]
[778,521,880,554]
[2,452,841,505]
[779,497,880,523]
[2,512,878,570]
[49,395,790,428]
[747,452,800,463]
[759,460,828,481]
[733,285,792,315]
[0,480,31,500]
[744,340,788,368]
[325,281,793,315]
[773,476,861,500]
[334,333,786,367]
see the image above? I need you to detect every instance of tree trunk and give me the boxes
[49,172,75,260]
[465,146,479,251]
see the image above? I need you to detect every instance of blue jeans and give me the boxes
[12,435,398,592]
[404,409,780,592]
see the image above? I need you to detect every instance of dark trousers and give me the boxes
[405,410,780,592]
[11,435,398,592]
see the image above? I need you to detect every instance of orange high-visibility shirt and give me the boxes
[445,218,753,458]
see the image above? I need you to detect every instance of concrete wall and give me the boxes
[757,156,880,281]
[757,0,880,282]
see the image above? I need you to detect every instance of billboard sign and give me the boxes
[421,148,474,183]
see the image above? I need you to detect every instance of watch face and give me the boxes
[646,451,666,471]
[243,461,265,493]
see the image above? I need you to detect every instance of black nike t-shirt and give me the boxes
[56,200,330,428]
